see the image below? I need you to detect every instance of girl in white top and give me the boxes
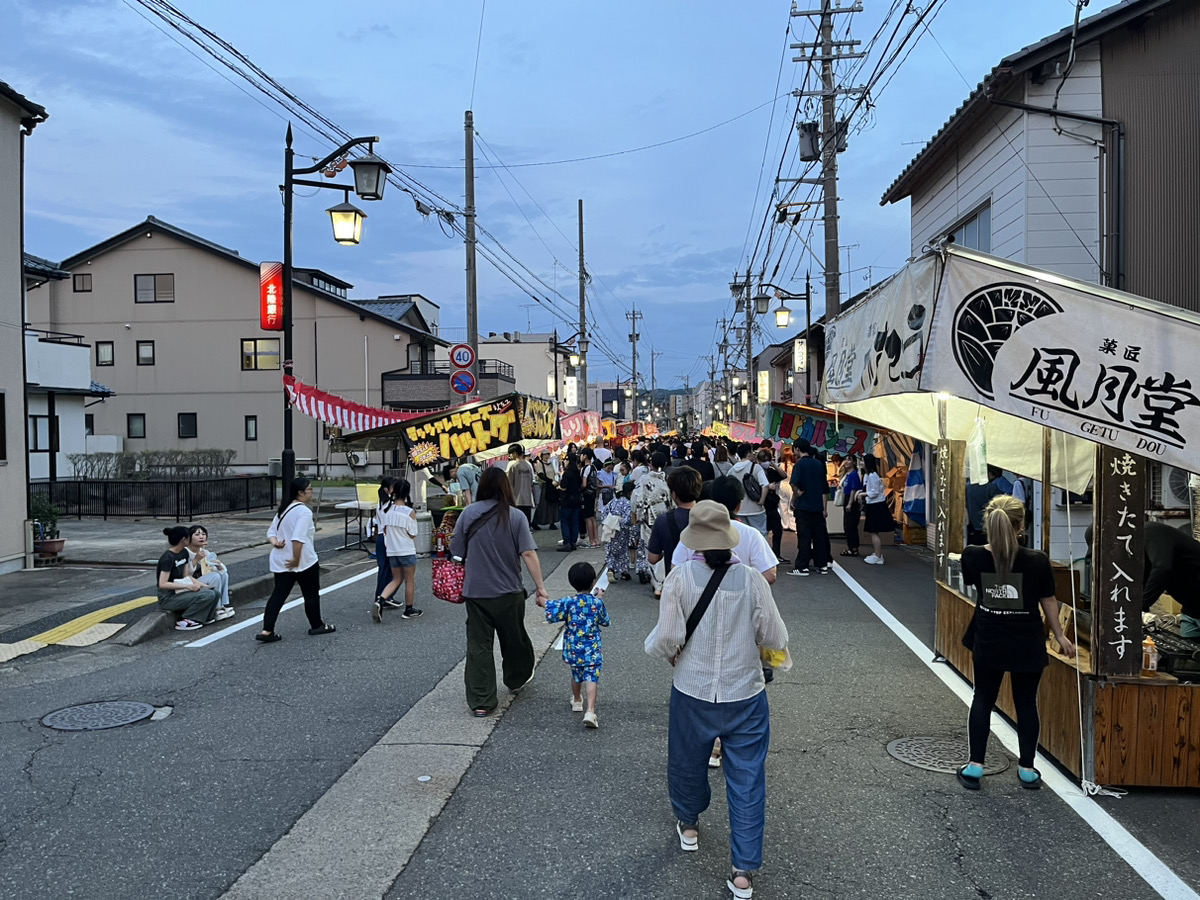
[373,479,422,623]
[853,454,893,565]
[186,525,234,620]
[256,478,333,642]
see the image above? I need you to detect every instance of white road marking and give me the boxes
[184,568,376,648]
[835,565,1200,900]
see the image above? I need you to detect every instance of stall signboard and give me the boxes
[615,422,641,439]
[401,394,522,469]
[519,395,558,442]
[1093,447,1147,676]
[765,403,877,458]
[925,251,1200,477]
[644,423,659,436]
[601,419,617,440]
[711,421,730,438]
[259,261,284,331]
[823,254,939,404]
[729,422,758,443]
[560,410,602,442]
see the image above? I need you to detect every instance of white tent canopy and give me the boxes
[823,246,1200,492]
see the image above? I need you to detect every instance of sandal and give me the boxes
[840,549,858,557]
[472,708,494,718]
[1019,767,1043,790]
[727,868,754,899]
[254,632,281,643]
[956,764,982,791]
[307,624,336,636]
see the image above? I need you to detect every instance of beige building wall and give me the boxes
[30,226,430,473]
[0,97,32,574]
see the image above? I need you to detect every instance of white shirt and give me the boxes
[380,504,419,556]
[630,465,650,487]
[267,502,318,573]
[671,520,776,574]
[729,458,769,516]
[593,447,612,463]
[645,561,789,703]
[864,472,886,504]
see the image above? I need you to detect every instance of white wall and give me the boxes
[25,393,86,480]
[0,98,31,574]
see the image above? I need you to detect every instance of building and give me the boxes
[879,0,1200,553]
[881,0,1199,308]
[26,216,444,474]
[23,253,115,481]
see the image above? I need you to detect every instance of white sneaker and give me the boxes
[215,607,236,620]
[864,555,885,565]
[583,710,598,728]
[570,697,584,713]
[174,618,203,631]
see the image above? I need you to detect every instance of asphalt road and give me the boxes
[0,528,1196,899]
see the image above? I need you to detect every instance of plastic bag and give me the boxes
[966,418,988,485]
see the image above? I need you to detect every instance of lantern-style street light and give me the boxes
[280,126,391,491]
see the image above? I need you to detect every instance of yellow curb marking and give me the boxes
[0,640,47,663]
[55,622,126,647]
[30,596,157,645]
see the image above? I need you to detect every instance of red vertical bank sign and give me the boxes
[260,261,284,331]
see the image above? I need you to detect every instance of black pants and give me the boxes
[765,504,783,559]
[464,591,535,711]
[262,563,323,633]
[795,509,830,569]
[969,664,1043,767]
[842,501,862,552]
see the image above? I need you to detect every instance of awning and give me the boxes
[823,245,1200,491]
[333,393,558,469]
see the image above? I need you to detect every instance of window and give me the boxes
[85,414,94,436]
[136,341,155,366]
[178,412,197,439]
[134,273,175,303]
[96,341,114,366]
[244,415,257,441]
[241,338,280,370]
[949,204,991,253]
[127,413,146,439]
[73,273,92,292]
[27,415,58,452]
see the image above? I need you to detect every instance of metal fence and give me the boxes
[31,477,279,521]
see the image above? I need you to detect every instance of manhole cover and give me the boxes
[41,701,156,732]
[886,737,1009,775]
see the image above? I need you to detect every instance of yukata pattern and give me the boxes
[633,472,671,576]
[602,497,636,575]
[545,591,610,681]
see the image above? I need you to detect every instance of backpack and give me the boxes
[742,463,764,504]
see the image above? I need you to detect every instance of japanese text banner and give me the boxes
[924,252,1200,475]
[401,394,521,469]
[823,254,940,404]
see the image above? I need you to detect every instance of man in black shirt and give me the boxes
[788,439,831,575]
[681,442,715,482]
[1144,521,1200,636]
[647,467,703,589]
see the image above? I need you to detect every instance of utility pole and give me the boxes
[626,307,643,414]
[743,271,754,423]
[577,199,588,411]
[650,347,663,427]
[804,272,813,404]
[464,111,479,394]
[791,2,863,320]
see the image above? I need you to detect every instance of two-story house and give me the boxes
[26,216,445,474]
[1,82,48,574]
[879,0,1200,553]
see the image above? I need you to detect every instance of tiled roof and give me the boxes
[0,80,48,130]
[23,253,70,280]
[352,299,415,321]
[90,380,114,397]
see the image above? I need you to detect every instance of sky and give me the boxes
[5,0,1114,393]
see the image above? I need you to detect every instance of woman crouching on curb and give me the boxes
[956,494,1075,790]
[256,478,334,643]
[157,526,220,631]
[645,500,788,900]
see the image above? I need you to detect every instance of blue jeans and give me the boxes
[560,506,580,547]
[738,512,768,536]
[668,687,770,871]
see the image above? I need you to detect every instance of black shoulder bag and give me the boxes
[671,564,731,665]
[663,509,684,576]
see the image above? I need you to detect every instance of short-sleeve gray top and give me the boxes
[450,499,536,598]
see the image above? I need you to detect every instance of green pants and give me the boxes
[464,590,535,711]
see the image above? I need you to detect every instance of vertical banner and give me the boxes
[1093,447,1146,677]
[757,370,770,403]
[935,439,952,585]
[564,376,578,408]
[793,338,807,374]
[260,261,284,331]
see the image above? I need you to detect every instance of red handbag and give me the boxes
[432,556,466,604]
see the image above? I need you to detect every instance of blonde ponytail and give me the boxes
[984,494,1025,582]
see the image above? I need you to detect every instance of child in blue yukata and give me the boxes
[538,561,610,729]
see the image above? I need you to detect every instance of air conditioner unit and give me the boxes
[1151,463,1191,510]
[347,451,370,468]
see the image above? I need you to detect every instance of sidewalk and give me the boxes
[0,487,368,641]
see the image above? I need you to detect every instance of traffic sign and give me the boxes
[450,369,476,395]
[449,343,476,369]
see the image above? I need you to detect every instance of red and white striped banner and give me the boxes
[283,375,421,432]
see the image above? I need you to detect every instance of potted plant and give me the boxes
[31,492,66,559]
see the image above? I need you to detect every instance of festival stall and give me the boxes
[824,244,1200,788]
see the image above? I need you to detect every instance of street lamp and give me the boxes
[757,276,812,400]
[281,126,391,492]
